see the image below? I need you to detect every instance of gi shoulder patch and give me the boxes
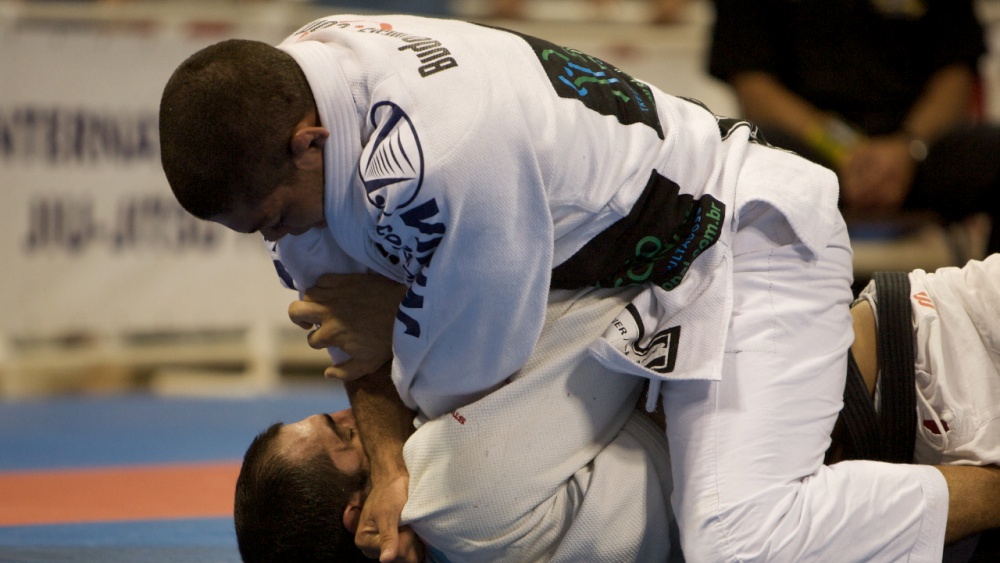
[359,101,425,215]
[552,170,725,291]
[505,28,663,139]
[612,305,681,375]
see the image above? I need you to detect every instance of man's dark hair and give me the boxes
[159,39,316,219]
[234,422,369,563]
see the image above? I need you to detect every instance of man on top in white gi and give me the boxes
[158,14,1000,561]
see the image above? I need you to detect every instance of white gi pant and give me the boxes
[663,203,949,562]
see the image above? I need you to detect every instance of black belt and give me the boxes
[835,272,917,464]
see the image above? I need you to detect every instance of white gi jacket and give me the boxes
[272,14,841,420]
[400,287,680,562]
[859,254,1000,467]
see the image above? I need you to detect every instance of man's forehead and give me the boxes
[275,421,319,461]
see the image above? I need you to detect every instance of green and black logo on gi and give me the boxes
[511,31,663,139]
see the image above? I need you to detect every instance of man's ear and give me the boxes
[342,490,365,534]
[289,123,329,163]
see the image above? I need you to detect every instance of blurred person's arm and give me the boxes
[711,0,865,170]
[841,64,978,208]
[730,71,827,141]
[732,64,978,209]
[901,63,977,145]
[729,71,858,165]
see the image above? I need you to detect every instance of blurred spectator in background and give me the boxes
[709,0,1000,254]
[492,0,689,24]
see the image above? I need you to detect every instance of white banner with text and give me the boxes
[0,25,298,337]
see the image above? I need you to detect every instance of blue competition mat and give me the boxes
[0,384,350,562]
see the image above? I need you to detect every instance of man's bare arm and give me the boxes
[851,301,1000,544]
[289,273,419,560]
[729,70,830,142]
[902,63,978,144]
[346,361,422,563]
[939,465,1000,544]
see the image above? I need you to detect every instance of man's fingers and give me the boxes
[305,320,345,350]
[355,528,382,560]
[325,352,390,381]
[354,517,399,561]
[393,528,424,563]
[377,521,400,563]
[313,273,341,289]
[288,300,325,328]
[325,363,369,382]
[323,358,382,382]
[374,501,403,562]
[355,524,410,563]
[306,320,345,350]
